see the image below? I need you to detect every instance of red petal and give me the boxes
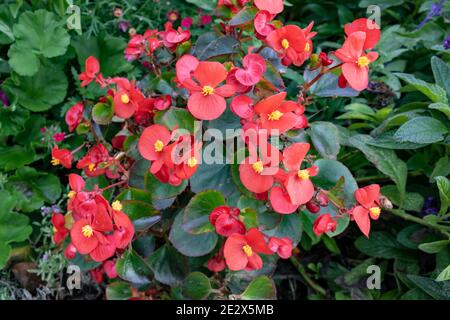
[246,228,273,255]
[70,219,98,254]
[224,234,248,271]
[354,184,380,208]
[239,161,274,193]
[352,205,371,237]
[342,62,369,91]
[176,54,199,83]
[138,124,171,161]
[269,186,299,214]
[194,61,227,88]
[187,92,226,120]
[286,174,314,205]
[282,142,310,171]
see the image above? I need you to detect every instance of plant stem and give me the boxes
[388,209,450,238]
[290,256,326,296]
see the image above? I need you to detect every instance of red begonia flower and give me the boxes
[79,56,102,87]
[209,206,245,237]
[282,142,318,206]
[52,213,68,244]
[207,245,226,272]
[103,260,118,279]
[64,243,77,260]
[65,102,84,132]
[235,53,266,87]
[112,79,145,119]
[269,185,300,214]
[254,10,276,39]
[344,18,380,50]
[254,92,300,134]
[138,124,172,174]
[160,22,190,51]
[334,31,378,91]
[226,68,252,94]
[351,184,381,238]
[112,210,135,249]
[76,143,113,177]
[231,95,254,119]
[166,134,202,180]
[268,237,293,259]
[312,213,337,236]
[180,59,236,120]
[154,95,172,111]
[51,146,73,169]
[266,25,313,67]
[176,54,199,83]
[224,228,273,271]
[254,0,284,15]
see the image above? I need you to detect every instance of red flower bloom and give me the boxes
[281,142,318,206]
[79,56,103,87]
[312,213,336,236]
[65,102,84,132]
[160,22,190,51]
[112,79,145,119]
[52,213,68,244]
[231,95,254,119]
[209,206,245,237]
[154,95,172,111]
[207,246,226,272]
[224,228,273,271]
[254,92,301,134]
[112,209,135,249]
[76,143,113,177]
[254,0,284,15]
[178,56,235,120]
[269,185,299,214]
[166,134,202,181]
[239,140,281,194]
[344,18,380,50]
[226,68,251,94]
[103,260,118,279]
[125,30,161,61]
[181,17,194,29]
[52,132,65,143]
[234,53,266,87]
[138,124,172,174]
[266,24,314,67]
[167,10,179,23]
[334,31,378,91]
[176,54,199,84]
[64,243,77,260]
[254,10,276,39]
[200,15,212,26]
[268,237,293,259]
[51,146,73,169]
[351,184,381,238]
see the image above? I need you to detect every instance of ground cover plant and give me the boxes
[0,0,449,300]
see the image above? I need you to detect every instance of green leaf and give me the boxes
[429,102,450,117]
[92,102,114,125]
[355,231,416,261]
[240,276,276,300]
[229,7,257,27]
[169,210,218,257]
[430,157,450,182]
[193,33,240,61]
[8,10,70,76]
[148,244,189,286]
[190,162,235,197]
[309,121,340,160]
[116,250,153,286]
[381,185,424,212]
[0,106,29,136]
[182,190,225,235]
[436,265,450,282]
[264,213,303,246]
[181,272,211,299]
[418,240,450,254]
[106,282,132,300]
[0,145,36,171]
[394,116,448,144]
[395,72,448,103]
[154,107,196,133]
[407,275,450,300]
[435,176,450,214]
[145,171,187,201]
[2,62,67,112]
[349,134,407,202]
[431,56,450,97]
[185,0,216,11]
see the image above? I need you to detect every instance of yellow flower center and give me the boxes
[68,191,76,199]
[201,85,215,96]
[82,225,94,238]
[187,156,198,168]
[242,244,253,257]
[357,56,370,68]
[112,200,123,211]
[154,139,164,152]
[304,43,311,52]
[252,161,264,174]
[297,169,310,180]
[369,206,381,217]
[267,110,283,121]
[121,93,130,104]
[51,158,60,166]
[88,163,96,172]
[53,226,58,233]
[281,39,289,50]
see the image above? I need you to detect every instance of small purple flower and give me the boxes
[417,0,444,29]
[51,205,61,213]
[118,20,130,33]
[421,196,439,216]
[444,35,450,50]
[0,89,9,107]
[41,206,52,216]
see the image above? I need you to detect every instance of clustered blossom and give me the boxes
[207,206,293,272]
[52,174,134,265]
[50,0,385,279]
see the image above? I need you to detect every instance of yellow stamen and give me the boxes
[252,161,264,174]
[369,206,381,217]
[357,56,370,68]
[112,200,123,211]
[68,191,76,199]
[201,85,214,96]
[121,93,130,104]
[187,157,198,168]
[267,110,283,121]
[53,226,58,233]
[88,163,96,172]
[242,244,253,257]
[304,43,311,52]
[82,225,94,238]
[297,169,310,180]
[154,139,164,152]
[51,158,60,166]
[281,39,289,50]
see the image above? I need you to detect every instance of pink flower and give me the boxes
[181,17,193,29]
